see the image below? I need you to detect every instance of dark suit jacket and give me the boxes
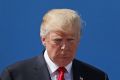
[0,52,109,80]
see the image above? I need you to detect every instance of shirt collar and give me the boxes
[44,50,72,74]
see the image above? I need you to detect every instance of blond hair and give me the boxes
[40,9,83,39]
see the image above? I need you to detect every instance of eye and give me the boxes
[52,38,62,44]
[67,38,75,42]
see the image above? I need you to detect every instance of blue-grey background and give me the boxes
[0,0,120,80]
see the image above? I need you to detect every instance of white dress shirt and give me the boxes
[44,50,73,80]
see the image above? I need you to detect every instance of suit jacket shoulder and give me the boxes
[0,54,51,80]
[72,59,109,80]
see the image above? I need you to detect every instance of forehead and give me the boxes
[49,31,76,38]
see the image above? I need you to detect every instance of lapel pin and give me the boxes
[80,76,83,80]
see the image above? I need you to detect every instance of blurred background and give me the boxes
[0,0,120,79]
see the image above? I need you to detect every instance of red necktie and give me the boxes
[57,67,66,80]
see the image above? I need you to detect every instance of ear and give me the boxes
[41,37,46,46]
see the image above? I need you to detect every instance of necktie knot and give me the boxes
[57,67,66,73]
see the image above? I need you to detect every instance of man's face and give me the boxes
[42,31,79,66]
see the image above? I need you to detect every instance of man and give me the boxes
[0,9,109,80]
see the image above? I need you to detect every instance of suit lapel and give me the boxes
[33,54,51,80]
[72,59,85,80]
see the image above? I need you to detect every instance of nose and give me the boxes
[61,43,65,50]
[60,41,68,50]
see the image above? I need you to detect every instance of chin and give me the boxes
[57,63,67,67]
[58,61,71,67]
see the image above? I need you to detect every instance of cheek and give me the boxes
[46,43,60,56]
[69,43,78,50]
[46,44,57,53]
[69,43,78,56]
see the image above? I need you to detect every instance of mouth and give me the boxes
[58,56,70,59]
[60,51,70,55]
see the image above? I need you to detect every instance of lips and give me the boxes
[58,56,71,59]
[60,51,70,55]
